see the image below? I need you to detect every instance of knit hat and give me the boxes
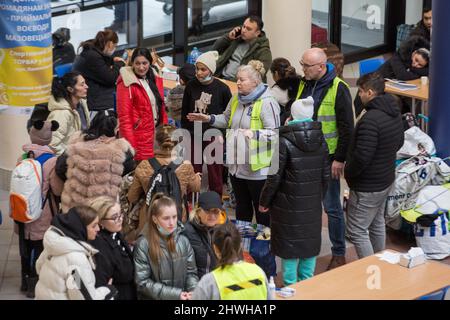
[29,120,59,146]
[195,51,219,74]
[177,63,196,83]
[291,96,314,121]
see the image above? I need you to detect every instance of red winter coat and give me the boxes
[116,66,168,161]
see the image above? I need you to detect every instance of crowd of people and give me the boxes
[10,11,434,300]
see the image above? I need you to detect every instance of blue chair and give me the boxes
[359,58,385,77]
[54,63,73,78]
[418,286,449,300]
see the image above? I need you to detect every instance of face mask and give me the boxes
[199,75,213,84]
[157,224,174,236]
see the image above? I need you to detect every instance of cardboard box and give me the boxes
[399,253,427,268]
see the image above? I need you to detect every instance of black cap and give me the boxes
[198,192,223,211]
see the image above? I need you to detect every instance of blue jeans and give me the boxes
[323,179,346,256]
[282,257,317,286]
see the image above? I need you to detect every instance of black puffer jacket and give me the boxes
[90,229,137,300]
[260,121,330,259]
[345,94,404,192]
[378,36,430,81]
[182,218,217,279]
[73,45,125,111]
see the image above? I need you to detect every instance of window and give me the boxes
[341,0,387,54]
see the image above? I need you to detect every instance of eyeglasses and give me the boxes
[102,213,124,223]
[300,61,324,69]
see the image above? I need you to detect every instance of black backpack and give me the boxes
[145,158,183,221]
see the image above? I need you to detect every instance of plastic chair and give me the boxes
[359,58,385,76]
[54,63,73,78]
[418,286,449,300]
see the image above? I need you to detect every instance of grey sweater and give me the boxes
[211,89,280,180]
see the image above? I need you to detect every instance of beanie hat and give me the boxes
[195,51,219,74]
[177,63,196,83]
[29,120,59,146]
[291,96,314,121]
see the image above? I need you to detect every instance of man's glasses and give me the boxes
[102,213,124,223]
[300,61,324,69]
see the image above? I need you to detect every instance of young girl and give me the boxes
[192,222,273,300]
[180,51,232,196]
[133,194,198,300]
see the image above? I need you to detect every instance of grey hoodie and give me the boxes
[211,89,280,180]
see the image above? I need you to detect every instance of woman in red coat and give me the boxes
[116,48,168,161]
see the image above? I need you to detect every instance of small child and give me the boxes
[166,63,196,128]
[15,120,60,298]
[259,97,330,285]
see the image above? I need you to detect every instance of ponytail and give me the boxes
[213,223,243,269]
[51,71,82,101]
[79,29,118,52]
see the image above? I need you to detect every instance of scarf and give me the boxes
[238,83,268,105]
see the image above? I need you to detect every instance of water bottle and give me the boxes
[188,47,201,64]
[268,276,276,298]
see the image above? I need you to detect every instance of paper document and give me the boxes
[375,251,402,264]
[385,78,418,91]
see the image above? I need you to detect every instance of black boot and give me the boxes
[20,273,28,293]
[26,277,38,299]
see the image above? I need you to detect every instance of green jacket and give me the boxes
[213,32,272,82]
[133,223,199,300]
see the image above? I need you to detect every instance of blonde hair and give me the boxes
[89,196,117,220]
[237,60,265,84]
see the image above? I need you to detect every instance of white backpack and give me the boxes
[10,153,53,223]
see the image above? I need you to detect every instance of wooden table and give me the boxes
[278,250,450,300]
[385,79,429,131]
[162,64,238,95]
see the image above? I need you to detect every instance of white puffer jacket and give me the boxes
[35,226,111,300]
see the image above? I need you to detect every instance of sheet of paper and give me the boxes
[375,251,402,264]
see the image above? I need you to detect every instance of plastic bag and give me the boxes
[397,127,436,159]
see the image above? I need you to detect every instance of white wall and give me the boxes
[262,0,312,85]
[0,114,29,171]
[405,0,423,25]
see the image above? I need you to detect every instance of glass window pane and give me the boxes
[188,0,249,47]
[312,0,330,43]
[143,0,173,46]
[341,0,387,54]
[51,2,134,49]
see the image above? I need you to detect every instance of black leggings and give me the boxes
[230,175,270,227]
[18,223,43,277]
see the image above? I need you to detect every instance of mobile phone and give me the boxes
[121,50,128,61]
[235,27,242,37]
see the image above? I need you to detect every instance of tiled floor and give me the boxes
[1,62,449,300]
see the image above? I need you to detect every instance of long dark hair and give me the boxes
[83,110,118,141]
[79,29,118,52]
[51,71,82,101]
[213,223,243,269]
[130,48,163,118]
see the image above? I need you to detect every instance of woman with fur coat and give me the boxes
[55,111,135,213]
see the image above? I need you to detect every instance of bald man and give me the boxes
[294,48,354,270]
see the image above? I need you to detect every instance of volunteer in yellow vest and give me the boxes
[187,60,280,229]
[295,48,354,270]
[192,222,274,300]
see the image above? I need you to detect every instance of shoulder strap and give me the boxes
[36,153,54,166]
[148,158,161,171]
